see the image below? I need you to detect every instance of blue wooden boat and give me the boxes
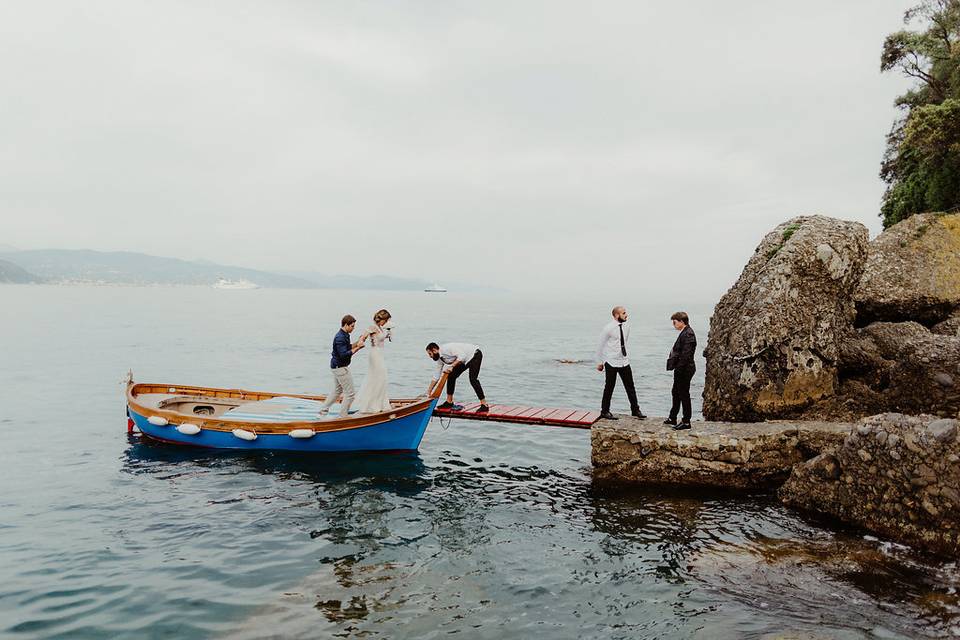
[125,374,444,453]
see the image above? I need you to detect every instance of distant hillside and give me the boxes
[0,250,316,288]
[283,272,501,293]
[284,271,432,291]
[0,258,39,283]
[0,249,495,291]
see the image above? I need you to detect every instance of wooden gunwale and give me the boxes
[127,374,447,436]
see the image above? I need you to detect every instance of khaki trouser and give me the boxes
[321,366,355,415]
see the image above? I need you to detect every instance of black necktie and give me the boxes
[618,323,626,356]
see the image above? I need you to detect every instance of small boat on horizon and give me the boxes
[125,373,446,453]
[424,283,447,293]
[213,277,259,290]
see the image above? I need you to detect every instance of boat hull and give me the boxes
[128,399,437,452]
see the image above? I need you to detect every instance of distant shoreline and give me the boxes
[0,248,500,293]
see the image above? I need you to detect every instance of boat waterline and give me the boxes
[129,401,437,452]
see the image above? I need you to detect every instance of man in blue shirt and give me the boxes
[319,314,366,417]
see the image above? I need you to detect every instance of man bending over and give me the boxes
[425,342,490,412]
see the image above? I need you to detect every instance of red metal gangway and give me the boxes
[433,402,600,428]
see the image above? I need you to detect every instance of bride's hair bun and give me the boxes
[374,309,392,324]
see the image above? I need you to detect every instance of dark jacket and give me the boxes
[667,326,697,372]
[330,329,353,369]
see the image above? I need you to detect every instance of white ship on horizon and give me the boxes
[424,283,447,293]
[213,277,259,290]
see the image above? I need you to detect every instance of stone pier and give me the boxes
[591,416,853,490]
[781,413,960,557]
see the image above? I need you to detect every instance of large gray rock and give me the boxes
[591,415,851,489]
[780,413,960,557]
[703,216,869,421]
[855,212,960,326]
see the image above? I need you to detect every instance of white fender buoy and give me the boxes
[176,423,201,435]
[232,428,257,441]
[288,429,315,439]
[147,416,169,426]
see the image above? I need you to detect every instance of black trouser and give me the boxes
[669,367,695,423]
[601,363,640,414]
[447,350,485,400]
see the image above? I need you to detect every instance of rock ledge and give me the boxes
[591,416,852,489]
[781,413,960,557]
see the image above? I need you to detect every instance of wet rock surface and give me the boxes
[687,534,960,639]
[591,416,851,489]
[780,413,960,557]
[702,215,868,422]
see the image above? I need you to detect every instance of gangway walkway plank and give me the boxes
[433,403,600,428]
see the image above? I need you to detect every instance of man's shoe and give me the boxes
[476,405,490,413]
[632,411,647,420]
[437,401,455,410]
[672,421,692,431]
[599,411,618,420]
[663,418,677,426]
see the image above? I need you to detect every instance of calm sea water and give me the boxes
[0,285,957,639]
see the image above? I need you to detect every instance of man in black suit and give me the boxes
[664,311,697,430]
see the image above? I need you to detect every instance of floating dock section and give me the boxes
[433,403,600,428]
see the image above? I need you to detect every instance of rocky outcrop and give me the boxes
[855,213,960,326]
[649,213,960,555]
[780,413,960,557]
[812,212,960,419]
[932,310,960,337]
[831,322,960,418]
[591,416,851,489]
[703,212,960,422]
[703,216,869,422]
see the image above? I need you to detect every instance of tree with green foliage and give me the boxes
[880,0,960,227]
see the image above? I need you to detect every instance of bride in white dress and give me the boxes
[353,309,394,414]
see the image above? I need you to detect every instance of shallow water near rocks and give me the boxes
[1,285,957,639]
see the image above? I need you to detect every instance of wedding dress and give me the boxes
[353,325,392,414]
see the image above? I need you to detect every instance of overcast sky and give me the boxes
[0,1,914,300]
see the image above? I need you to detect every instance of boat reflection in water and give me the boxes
[121,435,430,489]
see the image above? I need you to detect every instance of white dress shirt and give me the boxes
[433,342,479,380]
[596,320,630,368]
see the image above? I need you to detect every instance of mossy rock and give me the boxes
[855,213,960,326]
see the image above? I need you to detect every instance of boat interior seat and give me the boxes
[157,395,244,418]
